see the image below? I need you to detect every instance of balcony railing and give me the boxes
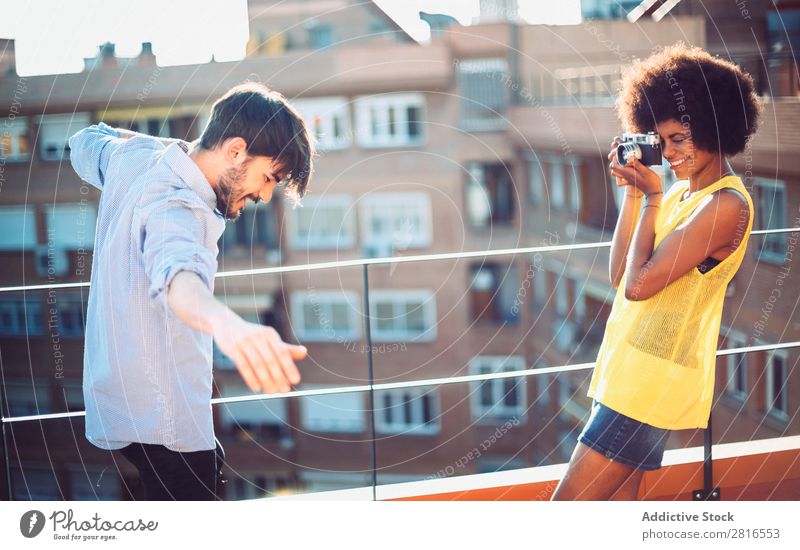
[1,226,798,500]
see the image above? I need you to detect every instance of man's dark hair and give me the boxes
[199,82,315,201]
[616,42,761,156]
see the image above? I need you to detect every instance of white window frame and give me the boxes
[723,329,748,401]
[0,205,37,250]
[359,192,432,250]
[765,348,789,422]
[754,178,787,264]
[369,289,436,343]
[36,113,91,161]
[288,194,355,250]
[290,290,361,343]
[375,387,440,435]
[292,97,351,151]
[355,93,425,148]
[43,202,97,250]
[469,356,527,421]
[300,388,365,433]
[1,117,30,160]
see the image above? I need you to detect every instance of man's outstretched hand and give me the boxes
[211,313,306,394]
[165,271,306,394]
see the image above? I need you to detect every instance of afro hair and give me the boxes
[616,43,761,156]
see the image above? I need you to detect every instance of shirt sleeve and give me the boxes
[68,122,124,190]
[141,199,218,318]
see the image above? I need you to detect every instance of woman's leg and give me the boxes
[551,442,641,500]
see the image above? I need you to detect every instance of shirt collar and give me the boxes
[162,141,221,215]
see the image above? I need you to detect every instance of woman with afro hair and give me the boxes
[552,43,761,500]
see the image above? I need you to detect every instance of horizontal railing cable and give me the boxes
[4,340,799,425]
[0,226,796,293]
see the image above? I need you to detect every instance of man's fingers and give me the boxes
[240,340,278,393]
[288,344,307,361]
[256,337,292,393]
[265,335,301,387]
[230,348,261,394]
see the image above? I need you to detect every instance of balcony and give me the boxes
[1,227,798,501]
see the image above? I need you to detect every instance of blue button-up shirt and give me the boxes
[69,123,226,452]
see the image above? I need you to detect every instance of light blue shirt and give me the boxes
[69,123,226,452]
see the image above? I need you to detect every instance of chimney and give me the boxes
[99,42,118,69]
[137,42,157,66]
[0,38,16,76]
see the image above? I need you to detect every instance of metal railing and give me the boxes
[1,226,798,500]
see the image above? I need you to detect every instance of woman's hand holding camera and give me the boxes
[608,137,661,198]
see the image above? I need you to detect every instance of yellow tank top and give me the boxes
[587,175,754,430]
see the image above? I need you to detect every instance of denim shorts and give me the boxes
[577,400,671,471]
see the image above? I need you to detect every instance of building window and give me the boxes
[289,194,354,250]
[68,466,121,500]
[37,113,91,161]
[765,349,789,421]
[0,297,43,336]
[469,356,526,421]
[44,203,98,250]
[528,154,544,205]
[457,58,509,131]
[292,97,351,150]
[567,156,581,214]
[55,379,84,413]
[533,264,548,307]
[1,117,30,160]
[754,178,787,264]
[466,162,515,228]
[724,331,748,401]
[0,205,37,250]
[553,272,568,318]
[369,290,436,342]
[355,93,424,148]
[11,466,60,500]
[468,262,519,324]
[218,380,291,443]
[291,291,360,343]
[375,388,439,435]
[211,299,277,369]
[54,295,87,338]
[359,192,432,252]
[300,390,365,433]
[4,379,51,416]
[220,201,279,253]
[546,157,565,210]
[309,23,334,49]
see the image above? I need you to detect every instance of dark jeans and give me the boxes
[119,437,225,500]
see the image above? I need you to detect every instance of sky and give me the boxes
[0,0,581,77]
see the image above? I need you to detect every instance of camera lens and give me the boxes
[617,143,640,166]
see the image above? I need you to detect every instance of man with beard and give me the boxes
[69,83,314,500]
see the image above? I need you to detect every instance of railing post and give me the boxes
[693,413,720,501]
[1,384,11,500]
[363,264,378,501]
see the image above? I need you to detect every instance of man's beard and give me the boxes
[215,163,248,221]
